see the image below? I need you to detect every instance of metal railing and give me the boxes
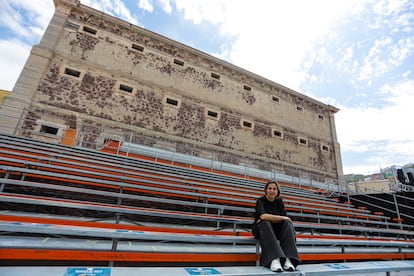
[346,183,414,229]
[2,103,410,200]
[0,105,349,192]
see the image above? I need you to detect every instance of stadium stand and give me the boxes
[408,172,414,185]
[397,169,408,185]
[1,133,414,275]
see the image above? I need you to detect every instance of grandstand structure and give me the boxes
[1,0,414,275]
[0,134,413,275]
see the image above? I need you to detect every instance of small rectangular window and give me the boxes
[299,138,308,146]
[322,145,329,152]
[131,43,144,52]
[40,125,59,135]
[272,96,280,103]
[82,25,97,35]
[211,73,220,80]
[296,105,304,112]
[207,110,218,118]
[173,59,184,66]
[243,121,252,128]
[65,21,80,30]
[119,84,133,93]
[318,114,324,120]
[242,120,253,129]
[166,97,178,106]
[243,85,251,91]
[64,67,81,78]
[205,109,220,121]
[273,130,283,138]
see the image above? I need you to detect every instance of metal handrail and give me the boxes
[0,106,345,193]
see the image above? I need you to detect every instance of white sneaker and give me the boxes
[283,258,295,271]
[270,258,283,272]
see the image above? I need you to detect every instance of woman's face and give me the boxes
[265,182,279,200]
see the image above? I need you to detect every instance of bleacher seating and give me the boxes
[0,133,413,274]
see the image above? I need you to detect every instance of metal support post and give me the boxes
[392,193,403,230]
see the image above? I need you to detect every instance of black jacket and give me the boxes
[254,196,287,223]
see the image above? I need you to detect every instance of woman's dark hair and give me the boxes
[264,181,281,196]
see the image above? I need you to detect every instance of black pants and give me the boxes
[252,220,300,268]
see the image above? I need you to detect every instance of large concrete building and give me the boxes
[0,0,343,182]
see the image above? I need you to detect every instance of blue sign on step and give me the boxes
[325,263,350,270]
[64,267,111,276]
[369,262,391,267]
[185,267,221,275]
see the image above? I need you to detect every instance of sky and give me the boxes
[0,0,413,175]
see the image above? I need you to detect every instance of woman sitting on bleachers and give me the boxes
[252,181,300,272]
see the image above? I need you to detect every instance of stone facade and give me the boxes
[0,0,343,181]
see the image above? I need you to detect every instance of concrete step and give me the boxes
[1,261,414,276]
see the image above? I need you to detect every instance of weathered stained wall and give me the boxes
[9,0,343,180]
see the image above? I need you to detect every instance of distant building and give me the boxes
[347,179,393,194]
[0,0,343,183]
[0,90,9,105]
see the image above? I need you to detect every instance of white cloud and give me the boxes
[138,0,154,13]
[337,46,355,74]
[358,36,414,81]
[373,0,407,16]
[158,0,173,14]
[342,46,354,63]
[0,0,52,90]
[337,91,413,147]
[174,0,226,25]
[382,80,414,108]
[171,0,369,90]
[0,39,31,91]
[342,138,414,175]
[337,80,414,173]
[359,37,392,80]
[0,4,28,38]
[81,0,139,25]
[0,0,53,41]
[389,37,414,66]
[343,164,384,176]
[394,12,414,33]
[13,0,53,28]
